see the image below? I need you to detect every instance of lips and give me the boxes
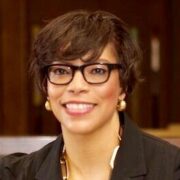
[63,102,96,115]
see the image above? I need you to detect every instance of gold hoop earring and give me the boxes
[117,99,126,111]
[45,100,51,111]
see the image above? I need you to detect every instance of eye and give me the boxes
[90,67,107,75]
[54,68,67,75]
[50,66,71,75]
[85,64,108,76]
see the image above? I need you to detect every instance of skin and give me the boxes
[47,42,126,180]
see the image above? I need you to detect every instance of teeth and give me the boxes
[65,103,94,112]
[66,103,93,109]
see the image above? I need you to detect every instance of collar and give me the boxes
[111,113,147,179]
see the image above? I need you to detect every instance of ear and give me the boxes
[119,91,126,100]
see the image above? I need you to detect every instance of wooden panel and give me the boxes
[0,0,29,134]
[0,1,3,130]
[170,0,180,123]
[28,0,100,25]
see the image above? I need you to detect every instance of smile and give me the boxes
[63,103,95,115]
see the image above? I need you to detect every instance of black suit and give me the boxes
[1,113,180,180]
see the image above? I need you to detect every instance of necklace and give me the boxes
[60,129,122,179]
[60,146,70,180]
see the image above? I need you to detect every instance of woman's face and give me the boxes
[47,43,125,135]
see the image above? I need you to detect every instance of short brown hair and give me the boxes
[30,10,141,94]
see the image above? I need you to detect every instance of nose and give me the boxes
[66,71,89,94]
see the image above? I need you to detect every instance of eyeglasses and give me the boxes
[44,63,123,85]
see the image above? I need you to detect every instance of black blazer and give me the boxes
[1,114,180,180]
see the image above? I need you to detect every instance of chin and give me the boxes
[62,121,98,135]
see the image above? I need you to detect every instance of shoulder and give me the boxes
[123,113,180,158]
[0,152,33,179]
[122,114,180,178]
[141,132,180,178]
[142,131,180,157]
[0,137,60,179]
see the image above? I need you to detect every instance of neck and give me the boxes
[61,111,121,179]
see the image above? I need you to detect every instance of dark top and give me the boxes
[0,113,180,180]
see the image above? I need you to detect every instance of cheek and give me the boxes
[97,77,121,105]
[47,82,65,102]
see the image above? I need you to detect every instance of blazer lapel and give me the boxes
[35,136,64,180]
[111,113,147,180]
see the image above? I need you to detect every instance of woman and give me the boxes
[0,10,180,180]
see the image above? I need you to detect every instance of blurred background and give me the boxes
[0,0,179,135]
